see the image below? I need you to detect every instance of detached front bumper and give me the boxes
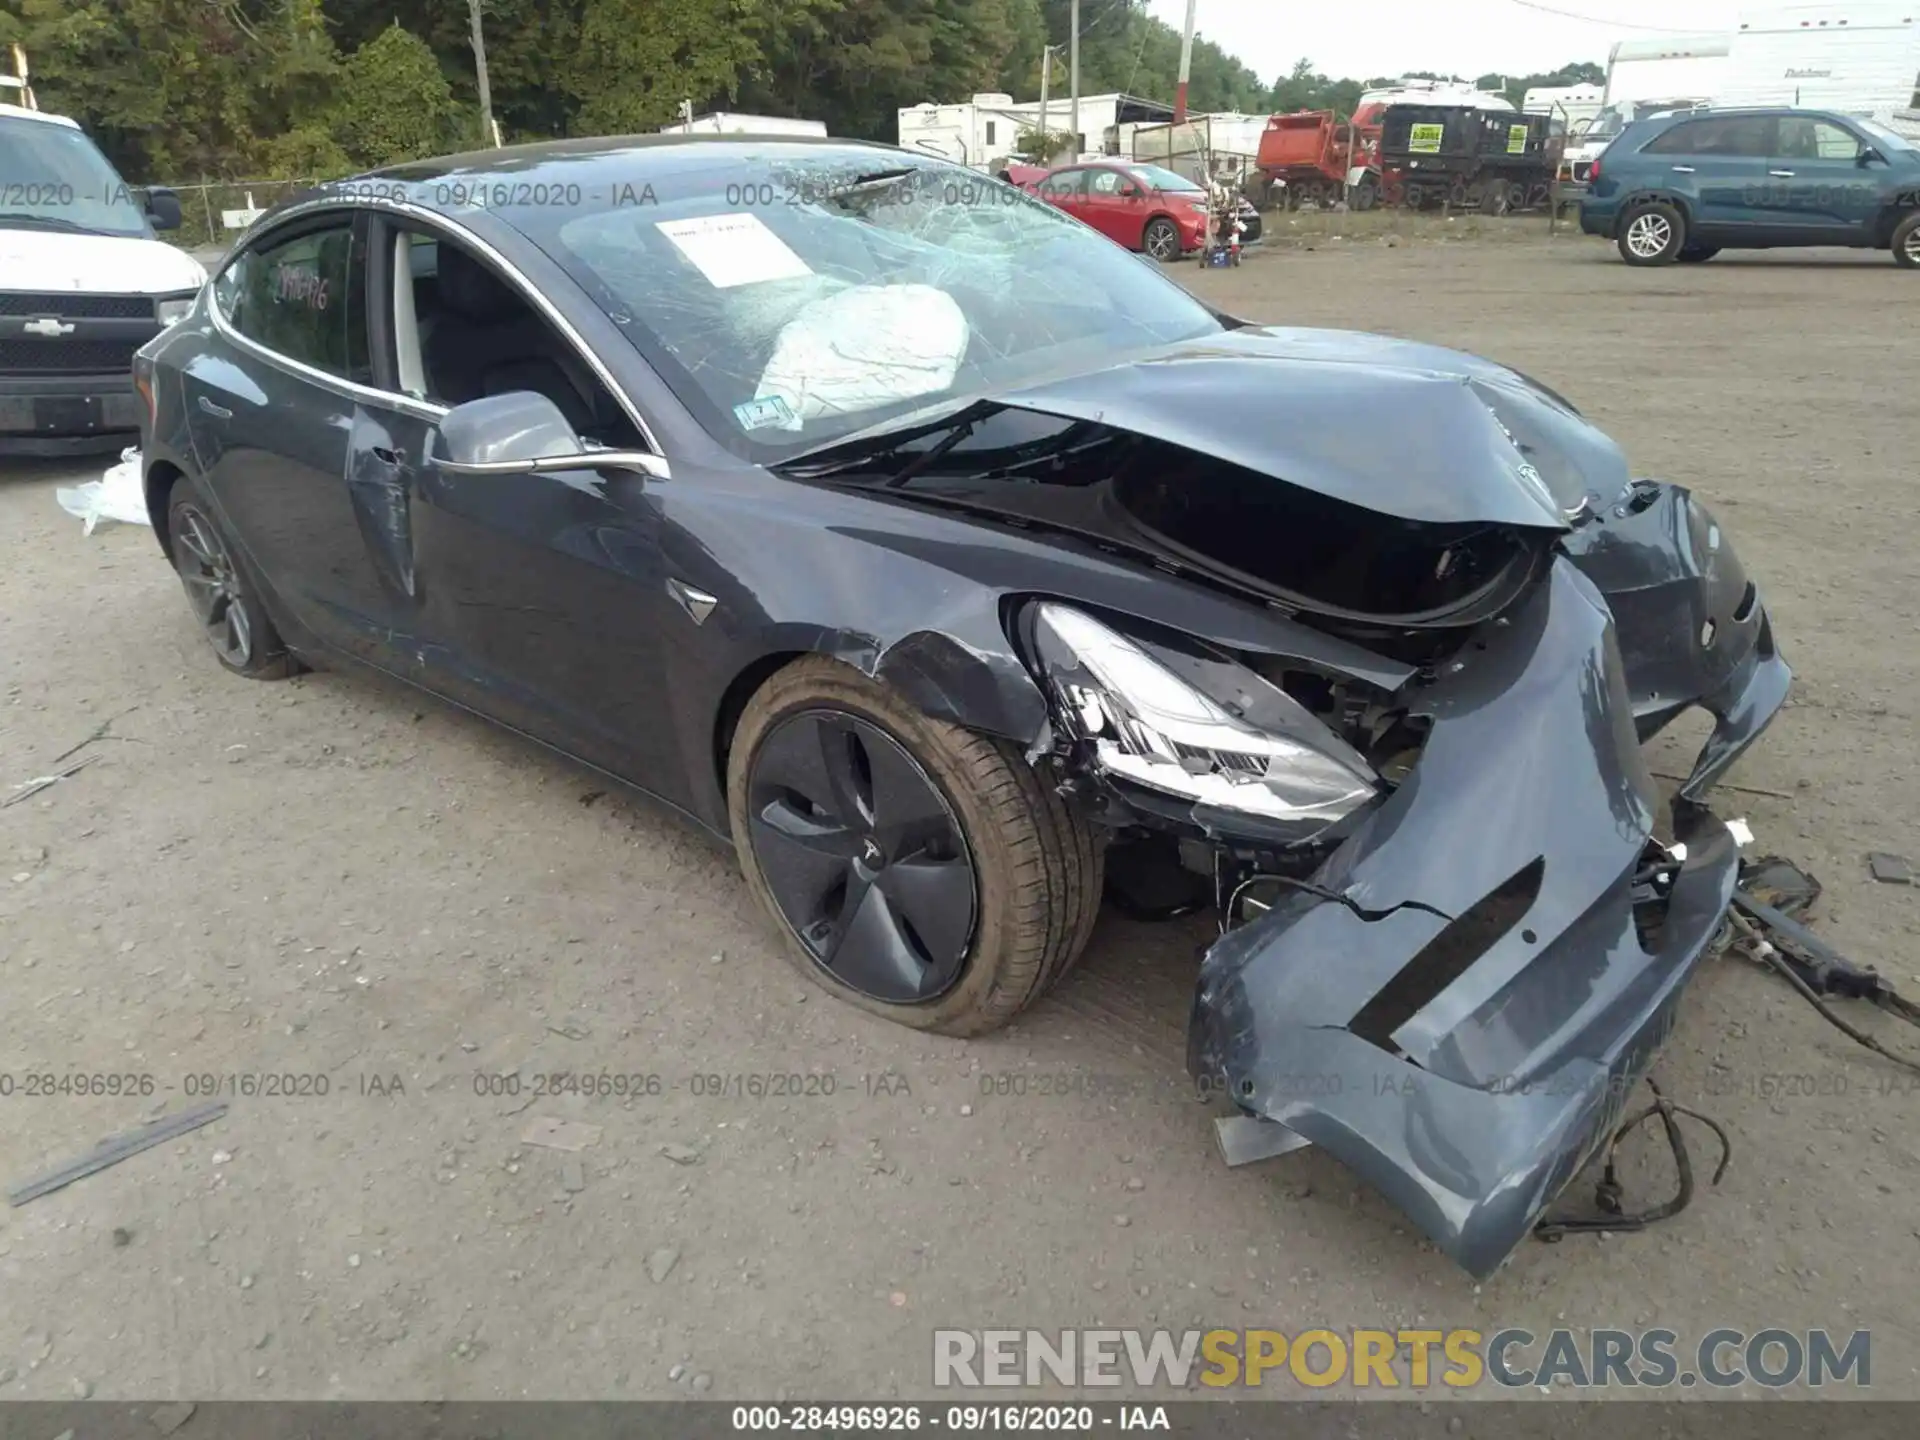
[1186,541,1788,1278]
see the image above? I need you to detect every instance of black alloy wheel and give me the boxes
[727,656,1102,1036]
[746,709,978,1003]
[167,476,296,679]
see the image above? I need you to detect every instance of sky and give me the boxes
[1142,0,1744,85]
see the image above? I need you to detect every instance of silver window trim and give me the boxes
[207,194,670,473]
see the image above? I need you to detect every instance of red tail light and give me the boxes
[1589,157,1601,183]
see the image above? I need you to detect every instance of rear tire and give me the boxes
[165,472,297,680]
[726,656,1102,1037]
[1617,199,1686,265]
[1893,212,1920,268]
[1351,178,1378,212]
[1678,245,1720,263]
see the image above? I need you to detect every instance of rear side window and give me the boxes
[1643,116,1775,157]
[217,221,371,384]
[1088,169,1124,196]
[1041,169,1087,197]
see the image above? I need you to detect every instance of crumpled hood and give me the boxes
[0,227,207,296]
[991,324,1630,530]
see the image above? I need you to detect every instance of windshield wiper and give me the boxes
[0,212,89,233]
[776,399,1009,484]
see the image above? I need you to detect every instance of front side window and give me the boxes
[223,222,371,384]
[1776,117,1861,161]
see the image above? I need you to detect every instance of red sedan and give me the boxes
[1028,161,1212,261]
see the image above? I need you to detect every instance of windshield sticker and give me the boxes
[1408,123,1444,153]
[655,212,813,289]
[1508,125,1529,154]
[733,395,797,432]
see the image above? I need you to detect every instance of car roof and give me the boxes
[366,133,894,185]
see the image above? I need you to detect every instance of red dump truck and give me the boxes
[1255,110,1381,210]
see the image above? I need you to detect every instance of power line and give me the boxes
[1503,0,1725,32]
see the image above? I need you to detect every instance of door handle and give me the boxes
[1669,165,1696,174]
[1769,169,1795,178]
[197,395,232,420]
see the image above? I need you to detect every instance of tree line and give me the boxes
[0,0,1599,183]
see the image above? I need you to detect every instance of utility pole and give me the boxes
[1173,0,1198,124]
[1038,44,1062,160]
[467,0,497,148]
[1068,0,1080,160]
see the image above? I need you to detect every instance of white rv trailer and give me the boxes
[1524,83,1605,135]
[1560,36,1732,181]
[1722,3,1920,137]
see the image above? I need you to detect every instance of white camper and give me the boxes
[1723,3,1920,136]
[1524,83,1605,136]
[1560,36,1732,181]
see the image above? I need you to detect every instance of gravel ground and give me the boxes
[2,227,1917,1404]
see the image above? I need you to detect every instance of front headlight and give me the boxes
[155,294,196,328]
[1029,603,1380,829]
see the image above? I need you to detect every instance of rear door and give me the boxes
[1766,114,1880,240]
[185,210,402,657]
[1079,166,1140,245]
[1638,114,1777,237]
[1036,167,1090,224]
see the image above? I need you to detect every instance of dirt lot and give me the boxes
[3,226,1918,1404]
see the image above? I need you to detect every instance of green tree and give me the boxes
[327,22,464,166]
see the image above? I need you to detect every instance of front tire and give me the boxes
[1617,200,1686,265]
[166,473,296,679]
[727,656,1101,1037]
[1142,216,1182,262]
[1892,212,1920,269]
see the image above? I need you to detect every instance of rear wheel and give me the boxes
[727,656,1101,1036]
[1893,212,1920,269]
[1142,216,1182,261]
[1351,177,1378,212]
[1617,200,1686,265]
[166,473,297,680]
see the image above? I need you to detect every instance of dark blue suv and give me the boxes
[1580,107,1920,267]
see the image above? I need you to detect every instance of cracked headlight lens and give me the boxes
[1030,602,1380,826]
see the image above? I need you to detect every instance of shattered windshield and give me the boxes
[0,117,152,238]
[508,150,1223,460]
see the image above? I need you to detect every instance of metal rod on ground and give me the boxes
[1069,0,1080,159]
[1173,0,1198,125]
[467,0,496,149]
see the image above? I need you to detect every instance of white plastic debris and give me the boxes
[56,447,149,535]
[1727,817,1755,849]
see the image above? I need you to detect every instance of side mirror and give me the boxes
[1858,147,1884,166]
[144,186,183,232]
[434,391,668,480]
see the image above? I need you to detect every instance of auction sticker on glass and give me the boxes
[1409,124,1444,153]
[656,212,813,289]
[1508,125,1529,154]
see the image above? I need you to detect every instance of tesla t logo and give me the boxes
[23,317,76,337]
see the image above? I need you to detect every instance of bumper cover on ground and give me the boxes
[1187,543,1789,1278]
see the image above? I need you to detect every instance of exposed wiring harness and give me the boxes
[1534,1077,1733,1243]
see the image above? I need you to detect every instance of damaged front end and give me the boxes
[1018,486,1789,1280]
